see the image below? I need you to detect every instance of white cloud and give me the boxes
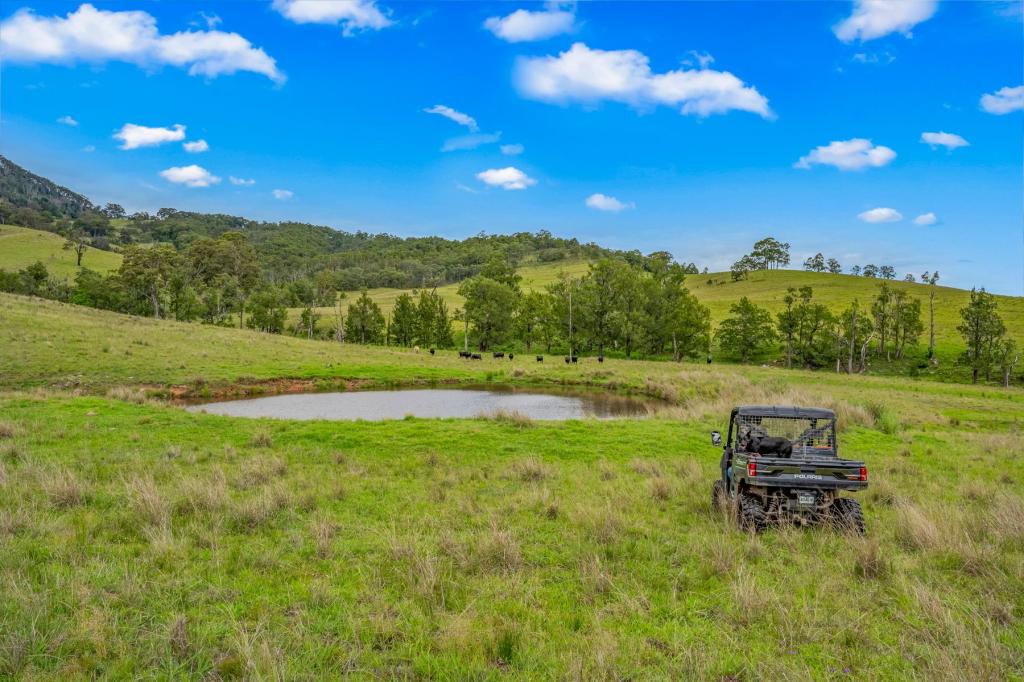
[585,193,633,212]
[980,85,1024,114]
[834,0,937,42]
[160,165,220,188]
[441,132,501,152]
[914,212,937,226]
[272,189,294,200]
[82,145,95,152]
[0,3,284,83]
[858,207,902,223]
[272,0,392,35]
[423,104,478,131]
[199,12,222,29]
[229,176,256,186]
[500,143,524,156]
[476,166,536,190]
[57,115,78,126]
[183,139,209,153]
[114,123,185,150]
[515,42,772,119]
[795,138,895,171]
[920,131,968,150]
[484,3,576,43]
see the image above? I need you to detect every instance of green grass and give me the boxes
[1,292,1023,678]
[0,225,122,278]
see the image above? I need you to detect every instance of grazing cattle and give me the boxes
[536,355,544,362]
[493,352,505,359]
[564,356,570,364]
[707,355,713,364]
[748,436,793,457]
[597,355,604,363]
[565,355,578,364]
[471,353,482,360]
[429,348,436,355]
[459,351,472,359]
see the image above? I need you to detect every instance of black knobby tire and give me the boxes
[829,497,866,535]
[712,480,728,512]
[737,493,767,532]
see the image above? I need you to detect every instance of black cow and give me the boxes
[597,355,604,363]
[536,355,544,362]
[508,353,514,360]
[493,352,505,359]
[471,353,482,360]
[429,348,436,355]
[748,435,793,457]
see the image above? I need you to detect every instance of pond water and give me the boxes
[185,385,655,421]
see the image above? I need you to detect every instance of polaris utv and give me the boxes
[711,406,867,533]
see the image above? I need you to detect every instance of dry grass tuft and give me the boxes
[580,554,614,596]
[107,386,148,404]
[0,421,20,439]
[988,494,1024,543]
[649,477,673,501]
[232,486,291,531]
[510,456,548,482]
[164,444,182,460]
[674,459,702,482]
[476,521,522,572]
[45,468,87,508]
[310,513,337,559]
[865,479,899,507]
[481,409,534,427]
[249,429,273,448]
[0,442,21,462]
[643,378,679,404]
[895,503,942,551]
[630,458,661,478]
[852,537,887,578]
[169,615,190,662]
[177,471,228,515]
[581,503,624,546]
[235,456,287,489]
[704,535,738,576]
[127,474,170,528]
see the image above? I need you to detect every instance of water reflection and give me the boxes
[186,385,654,421]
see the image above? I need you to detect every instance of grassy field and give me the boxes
[0,225,122,278]
[1,292,1023,679]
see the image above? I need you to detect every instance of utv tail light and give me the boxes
[859,466,868,482]
[748,461,757,477]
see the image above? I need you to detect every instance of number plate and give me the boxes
[797,492,816,507]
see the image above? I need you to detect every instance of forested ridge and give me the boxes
[0,155,621,288]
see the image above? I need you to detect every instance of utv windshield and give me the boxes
[735,414,836,457]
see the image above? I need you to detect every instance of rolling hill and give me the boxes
[0,225,122,278]
[297,261,1023,364]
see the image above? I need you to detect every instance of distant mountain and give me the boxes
[0,155,94,217]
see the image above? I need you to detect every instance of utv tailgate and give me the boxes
[745,455,868,490]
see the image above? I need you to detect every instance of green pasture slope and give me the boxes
[1,292,1022,679]
[0,225,123,278]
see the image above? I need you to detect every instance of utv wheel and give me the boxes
[737,493,767,532]
[829,497,866,535]
[712,480,728,512]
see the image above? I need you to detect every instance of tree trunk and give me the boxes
[463,316,469,352]
[672,332,678,362]
[238,295,246,329]
[848,307,856,374]
[928,291,935,358]
[150,287,160,318]
[972,367,978,384]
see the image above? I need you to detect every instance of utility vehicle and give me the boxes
[711,406,867,533]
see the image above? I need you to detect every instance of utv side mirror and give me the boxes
[711,431,722,446]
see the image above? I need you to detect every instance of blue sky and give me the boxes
[2,1,1022,293]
